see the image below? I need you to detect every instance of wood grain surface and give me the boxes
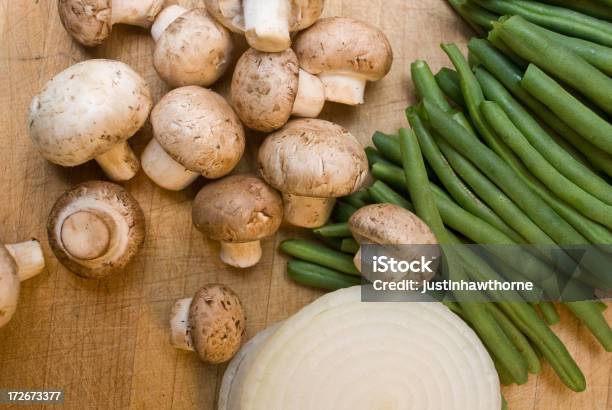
[0,0,610,409]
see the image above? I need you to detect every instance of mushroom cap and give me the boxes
[294,17,393,81]
[58,0,112,46]
[189,284,246,364]
[47,181,145,279]
[231,48,299,132]
[154,8,234,88]
[348,204,438,245]
[204,0,324,33]
[29,59,152,167]
[193,174,283,243]
[151,86,245,178]
[258,119,368,198]
[0,244,19,328]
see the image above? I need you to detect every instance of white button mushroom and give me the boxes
[258,119,368,228]
[294,17,394,105]
[348,203,439,279]
[150,6,234,88]
[231,48,325,132]
[58,0,164,46]
[47,181,145,279]
[142,86,246,191]
[170,284,246,364]
[29,59,152,182]
[192,174,283,268]
[0,239,45,328]
[204,0,324,52]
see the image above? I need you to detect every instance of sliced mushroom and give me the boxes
[258,119,368,228]
[348,203,438,279]
[294,17,393,105]
[58,0,164,46]
[29,59,152,181]
[231,48,325,132]
[0,239,45,328]
[150,6,234,87]
[48,181,145,279]
[141,86,245,191]
[205,0,324,52]
[170,283,246,364]
[192,174,283,268]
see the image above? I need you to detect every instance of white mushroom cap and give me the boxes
[29,59,152,180]
[153,8,234,88]
[58,0,164,46]
[0,245,19,328]
[47,181,145,279]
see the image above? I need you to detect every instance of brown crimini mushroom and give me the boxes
[294,17,393,105]
[231,48,325,132]
[58,0,164,46]
[141,86,245,191]
[150,6,234,87]
[0,239,46,328]
[258,119,368,228]
[204,0,324,52]
[29,59,152,181]
[47,181,145,279]
[192,174,283,268]
[170,284,246,364]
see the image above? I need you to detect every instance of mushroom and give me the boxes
[58,0,164,46]
[150,6,234,87]
[348,203,439,280]
[47,181,145,279]
[293,17,393,105]
[0,239,46,328]
[141,86,245,191]
[170,283,246,364]
[258,119,368,228]
[231,48,325,132]
[192,174,283,268]
[204,0,324,52]
[29,59,152,182]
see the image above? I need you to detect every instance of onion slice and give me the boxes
[223,287,500,410]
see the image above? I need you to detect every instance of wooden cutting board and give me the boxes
[0,0,609,408]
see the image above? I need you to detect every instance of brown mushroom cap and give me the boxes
[294,17,393,81]
[231,48,299,132]
[189,284,246,364]
[193,174,283,243]
[151,86,245,178]
[258,119,368,198]
[154,8,234,87]
[47,181,145,279]
[349,204,437,245]
[58,0,112,47]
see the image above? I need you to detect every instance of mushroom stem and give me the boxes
[95,141,140,182]
[111,0,164,28]
[141,138,199,191]
[291,69,326,118]
[170,297,195,351]
[219,241,262,269]
[282,193,335,228]
[243,0,291,52]
[5,240,45,282]
[151,5,187,42]
[318,73,368,105]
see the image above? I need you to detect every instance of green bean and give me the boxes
[365,146,392,167]
[597,300,608,311]
[494,357,515,386]
[474,0,612,46]
[566,301,612,351]
[447,0,486,35]
[486,28,529,68]
[372,131,402,165]
[481,101,612,228]
[412,60,452,113]
[399,127,529,385]
[313,222,352,238]
[459,1,498,30]
[538,301,561,325]
[435,68,466,109]
[522,64,612,156]
[342,190,371,209]
[340,238,359,254]
[368,179,413,211]
[316,236,344,251]
[493,15,612,114]
[540,0,612,21]
[287,260,360,291]
[332,201,358,223]
[467,38,612,176]
[371,162,410,194]
[502,395,509,410]
[280,239,360,276]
